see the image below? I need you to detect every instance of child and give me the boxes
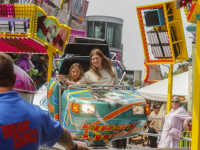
[66,63,84,82]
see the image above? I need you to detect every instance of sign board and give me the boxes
[68,29,86,43]
[136,1,188,65]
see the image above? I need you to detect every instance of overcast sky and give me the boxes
[86,0,193,79]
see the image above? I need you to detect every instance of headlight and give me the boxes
[132,106,144,115]
[81,104,95,114]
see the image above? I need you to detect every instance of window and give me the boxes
[107,23,122,49]
[94,21,105,39]
[87,21,93,38]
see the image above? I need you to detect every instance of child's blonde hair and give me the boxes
[67,63,84,82]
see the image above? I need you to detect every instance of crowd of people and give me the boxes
[147,97,192,148]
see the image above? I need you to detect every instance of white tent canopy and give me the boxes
[137,72,188,103]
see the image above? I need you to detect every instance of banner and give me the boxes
[70,16,85,30]
[68,29,86,43]
[41,2,59,16]
[56,0,72,25]
[78,0,89,21]
[48,0,63,8]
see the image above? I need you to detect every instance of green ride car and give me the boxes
[47,38,149,147]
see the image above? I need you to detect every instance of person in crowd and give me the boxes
[148,103,160,148]
[57,48,118,85]
[66,63,84,82]
[158,96,192,148]
[150,104,167,146]
[0,53,90,150]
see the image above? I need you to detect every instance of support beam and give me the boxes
[167,64,173,113]
[47,48,55,82]
[191,2,200,150]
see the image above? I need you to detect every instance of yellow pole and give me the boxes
[167,64,173,113]
[47,48,54,82]
[191,1,200,150]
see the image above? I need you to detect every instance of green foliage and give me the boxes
[0,0,16,4]
[135,80,142,87]
[163,72,168,79]
[10,0,16,3]
[163,59,192,79]
[123,75,128,81]
[174,67,183,75]
[123,75,132,85]
[128,79,132,85]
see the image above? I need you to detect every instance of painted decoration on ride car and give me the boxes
[73,126,143,141]
[36,9,71,52]
[81,122,138,131]
[47,77,147,146]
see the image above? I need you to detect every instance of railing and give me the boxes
[68,84,135,90]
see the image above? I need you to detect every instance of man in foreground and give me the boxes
[0,53,91,150]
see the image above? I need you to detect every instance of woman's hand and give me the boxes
[161,114,166,118]
[183,119,189,129]
[155,128,159,134]
[56,75,65,83]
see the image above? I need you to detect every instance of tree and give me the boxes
[163,72,168,79]
[135,80,142,87]
[123,75,128,82]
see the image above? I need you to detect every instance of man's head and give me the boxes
[0,53,16,88]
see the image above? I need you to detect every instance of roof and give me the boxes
[64,37,110,58]
[137,72,188,103]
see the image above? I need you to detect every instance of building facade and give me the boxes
[86,16,123,60]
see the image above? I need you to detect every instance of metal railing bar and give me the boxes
[13,88,37,94]
[126,146,191,150]
[127,144,150,149]
[139,132,192,141]
[68,84,134,90]
[148,116,165,120]
[140,131,161,137]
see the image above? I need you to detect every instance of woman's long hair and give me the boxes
[89,48,115,80]
[67,63,84,82]
[154,104,167,130]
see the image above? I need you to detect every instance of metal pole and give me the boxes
[167,64,173,113]
[47,48,54,82]
[57,82,62,123]
[191,1,200,150]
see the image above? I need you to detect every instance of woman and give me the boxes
[158,96,192,148]
[148,103,160,148]
[57,48,118,85]
[150,104,167,146]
